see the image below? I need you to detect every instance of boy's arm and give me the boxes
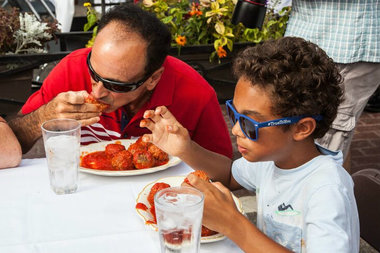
[141,106,237,188]
[186,175,291,253]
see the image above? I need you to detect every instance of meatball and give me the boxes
[183,170,210,186]
[127,141,146,155]
[111,150,134,170]
[133,150,155,169]
[201,226,218,237]
[148,144,169,166]
[147,182,171,207]
[135,136,152,149]
[105,143,126,157]
[84,95,109,112]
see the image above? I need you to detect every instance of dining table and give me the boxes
[0,158,243,253]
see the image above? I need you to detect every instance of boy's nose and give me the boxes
[231,120,245,138]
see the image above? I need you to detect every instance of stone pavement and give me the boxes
[351,111,380,174]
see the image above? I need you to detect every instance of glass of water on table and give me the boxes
[155,186,204,253]
[41,118,81,195]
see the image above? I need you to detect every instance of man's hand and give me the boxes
[184,174,240,235]
[140,106,192,157]
[41,91,101,126]
[8,90,102,154]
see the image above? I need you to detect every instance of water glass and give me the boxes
[41,118,81,194]
[155,186,204,253]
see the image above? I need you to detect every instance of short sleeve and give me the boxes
[22,49,91,115]
[231,158,271,192]
[304,185,359,253]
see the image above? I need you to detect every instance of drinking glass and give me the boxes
[41,118,81,194]
[155,186,204,253]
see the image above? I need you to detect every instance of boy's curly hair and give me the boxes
[232,37,343,138]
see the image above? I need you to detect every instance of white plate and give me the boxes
[135,176,244,243]
[80,139,182,176]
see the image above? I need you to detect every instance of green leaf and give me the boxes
[161,16,173,24]
[214,39,221,50]
[226,39,233,51]
[215,21,225,35]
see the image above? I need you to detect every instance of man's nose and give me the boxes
[91,81,109,98]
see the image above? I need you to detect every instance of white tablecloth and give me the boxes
[0,159,242,253]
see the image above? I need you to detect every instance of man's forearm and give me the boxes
[8,108,44,154]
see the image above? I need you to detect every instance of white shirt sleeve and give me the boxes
[231,158,273,192]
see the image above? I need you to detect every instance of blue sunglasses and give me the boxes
[225,100,323,141]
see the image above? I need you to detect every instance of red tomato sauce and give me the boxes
[135,202,148,211]
[146,220,157,225]
[80,151,113,170]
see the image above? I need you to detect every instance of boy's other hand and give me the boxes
[41,91,101,126]
[140,106,191,157]
[184,174,240,235]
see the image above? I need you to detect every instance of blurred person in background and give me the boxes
[51,0,75,32]
[285,0,380,172]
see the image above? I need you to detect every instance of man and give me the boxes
[285,0,380,171]
[9,4,232,161]
[0,116,21,169]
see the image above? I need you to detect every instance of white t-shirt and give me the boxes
[232,144,359,253]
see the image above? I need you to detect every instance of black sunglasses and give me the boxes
[87,51,150,93]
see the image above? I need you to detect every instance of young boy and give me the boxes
[140,37,360,252]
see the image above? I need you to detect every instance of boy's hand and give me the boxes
[184,174,240,235]
[140,106,191,157]
[41,91,101,126]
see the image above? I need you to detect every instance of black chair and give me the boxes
[352,168,380,251]
[365,87,380,113]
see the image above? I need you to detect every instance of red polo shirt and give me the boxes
[22,48,232,158]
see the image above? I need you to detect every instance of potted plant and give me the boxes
[81,1,289,101]
[83,0,290,61]
[0,7,60,118]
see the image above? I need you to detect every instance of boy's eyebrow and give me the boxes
[232,102,266,120]
[240,109,266,121]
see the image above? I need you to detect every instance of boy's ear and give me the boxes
[293,117,317,141]
[146,67,164,91]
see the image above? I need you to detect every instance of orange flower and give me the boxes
[217,46,227,58]
[189,3,203,16]
[175,35,187,46]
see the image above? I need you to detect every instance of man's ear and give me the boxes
[146,67,164,91]
[293,117,317,141]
